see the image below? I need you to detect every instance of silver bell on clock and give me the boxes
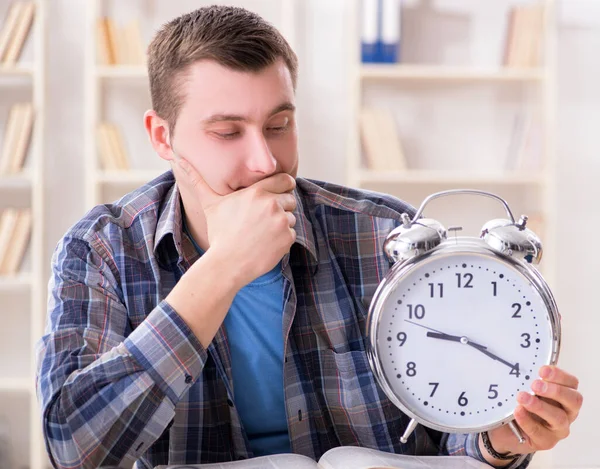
[367,189,561,445]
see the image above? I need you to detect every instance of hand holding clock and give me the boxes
[404,320,583,461]
[484,365,582,463]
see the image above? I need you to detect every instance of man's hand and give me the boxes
[482,365,583,463]
[173,156,297,288]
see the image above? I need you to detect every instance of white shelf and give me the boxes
[0,274,32,292]
[0,173,32,190]
[0,65,34,76]
[360,65,545,82]
[357,170,546,185]
[0,378,32,393]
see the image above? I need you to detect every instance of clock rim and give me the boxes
[366,237,561,434]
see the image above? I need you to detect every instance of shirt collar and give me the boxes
[154,178,319,272]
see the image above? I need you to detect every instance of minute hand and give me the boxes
[426,332,517,370]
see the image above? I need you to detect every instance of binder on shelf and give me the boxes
[380,0,401,63]
[9,102,34,173]
[3,1,35,66]
[97,17,146,66]
[360,107,406,171]
[0,102,33,175]
[361,0,380,63]
[503,4,545,68]
[0,208,31,275]
[0,2,25,62]
[96,122,130,171]
[0,209,19,274]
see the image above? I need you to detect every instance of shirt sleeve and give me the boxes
[442,432,533,468]
[36,234,207,469]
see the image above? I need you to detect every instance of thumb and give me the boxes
[175,156,221,208]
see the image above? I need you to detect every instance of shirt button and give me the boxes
[184,374,193,384]
[227,398,234,407]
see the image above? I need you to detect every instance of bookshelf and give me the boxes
[84,0,297,208]
[347,2,556,467]
[347,1,557,285]
[0,1,47,469]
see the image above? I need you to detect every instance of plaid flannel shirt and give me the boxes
[36,171,532,469]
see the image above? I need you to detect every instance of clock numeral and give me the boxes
[491,281,497,297]
[488,384,499,399]
[429,283,444,298]
[458,391,468,407]
[406,362,417,377]
[512,303,522,318]
[456,273,473,289]
[428,382,439,398]
[509,362,521,378]
[520,333,531,348]
[407,304,426,320]
[396,332,407,346]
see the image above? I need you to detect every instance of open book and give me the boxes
[157,446,490,469]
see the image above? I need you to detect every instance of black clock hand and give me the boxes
[405,319,488,349]
[425,331,517,370]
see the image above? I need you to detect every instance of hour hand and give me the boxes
[426,331,488,350]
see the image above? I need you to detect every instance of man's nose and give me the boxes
[246,131,277,174]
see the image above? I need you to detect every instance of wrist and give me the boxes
[479,431,519,467]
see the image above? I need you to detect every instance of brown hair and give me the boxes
[147,5,299,134]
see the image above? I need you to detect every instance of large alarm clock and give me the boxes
[366,189,561,444]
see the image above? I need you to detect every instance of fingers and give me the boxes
[517,392,570,437]
[531,378,583,423]
[256,172,296,194]
[514,405,557,450]
[175,157,221,207]
[286,212,297,228]
[540,365,579,390]
[278,193,297,212]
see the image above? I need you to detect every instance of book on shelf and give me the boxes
[361,0,401,63]
[0,1,35,66]
[503,3,545,68]
[97,17,146,66]
[0,102,35,175]
[0,208,31,276]
[96,122,131,171]
[360,108,407,171]
[156,446,489,469]
[0,208,31,275]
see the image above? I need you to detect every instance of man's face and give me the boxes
[170,58,298,195]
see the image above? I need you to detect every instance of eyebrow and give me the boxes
[202,102,296,125]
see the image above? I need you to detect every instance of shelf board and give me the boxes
[96,65,148,79]
[360,65,545,82]
[0,274,32,292]
[358,170,546,185]
[97,169,168,185]
[0,378,32,393]
[0,173,32,190]
[0,65,34,76]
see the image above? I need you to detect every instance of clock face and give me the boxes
[373,251,556,432]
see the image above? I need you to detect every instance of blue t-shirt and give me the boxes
[183,222,291,456]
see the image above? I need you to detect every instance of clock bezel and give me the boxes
[366,237,561,434]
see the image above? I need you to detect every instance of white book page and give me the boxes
[156,453,319,469]
[317,447,491,469]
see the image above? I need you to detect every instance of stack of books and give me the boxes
[0,102,35,175]
[96,122,130,170]
[0,208,31,276]
[0,1,35,66]
[97,17,146,66]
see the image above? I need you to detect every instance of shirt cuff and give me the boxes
[124,299,208,405]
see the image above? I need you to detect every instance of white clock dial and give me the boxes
[375,252,554,431]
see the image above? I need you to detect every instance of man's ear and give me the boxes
[144,110,173,162]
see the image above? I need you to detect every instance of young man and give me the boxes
[36,6,582,469]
